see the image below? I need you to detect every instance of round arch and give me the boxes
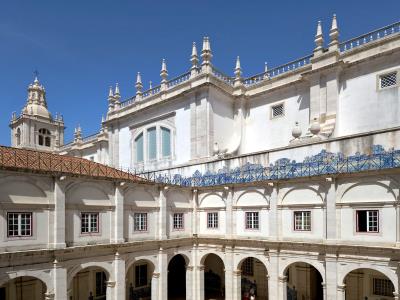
[0,275,48,299]
[168,252,191,266]
[236,255,270,274]
[200,251,226,266]
[338,264,398,290]
[125,256,157,276]
[280,259,326,283]
[67,262,112,288]
[0,271,52,293]
[235,190,269,207]
[280,186,324,205]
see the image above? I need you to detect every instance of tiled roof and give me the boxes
[0,146,145,183]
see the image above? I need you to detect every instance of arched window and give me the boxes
[147,127,157,160]
[161,127,171,157]
[38,128,51,147]
[16,128,21,146]
[135,133,144,163]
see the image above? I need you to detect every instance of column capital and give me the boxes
[44,293,55,300]
[233,269,242,276]
[337,284,346,291]
[186,265,194,271]
[197,265,205,271]
[278,275,288,283]
[152,272,160,278]
[106,281,116,288]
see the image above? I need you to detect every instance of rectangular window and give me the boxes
[134,213,148,231]
[7,212,32,237]
[95,271,107,297]
[356,210,379,232]
[373,278,394,296]
[294,211,311,231]
[135,133,144,163]
[161,127,171,157]
[147,127,157,160]
[173,213,184,230]
[135,264,148,287]
[380,71,397,89]
[271,103,284,118]
[245,212,259,230]
[207,212,218,229]
[81,213,99,233]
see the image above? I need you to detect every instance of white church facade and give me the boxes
[2,15,400,300]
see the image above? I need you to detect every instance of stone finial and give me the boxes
[314,20,324,52]
[329,14,339,49]
[201,37,212,72]
[108,86,114,99]
[191,42,199,75]
[74,125,82,142]
[114,83,121,109]
[149,81,153,89]
[135,72,143,97]
[114,83,120,96]
[310,117,321,136]
[107,86,115,112]
[235,56,242,76]
[160,59,168,83]
[292,121,302,139]
[263,62,270,79]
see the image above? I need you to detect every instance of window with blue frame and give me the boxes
[161,127,171,157]
[147,127,157,160]
[135,133,144,163]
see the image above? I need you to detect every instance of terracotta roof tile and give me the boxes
[0,146,146,183]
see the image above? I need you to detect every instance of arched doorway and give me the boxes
[168,254,187,300]
[0,276,46,300]
[203,253,225,300]
[239,257,268,300]
[284,262,323,300]
[69,266,108,300]
[343,268,396,299]
[126,259,154,300]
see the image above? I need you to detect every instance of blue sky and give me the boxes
[1,0,399,146]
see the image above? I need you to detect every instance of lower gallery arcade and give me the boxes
[0,242,398,300]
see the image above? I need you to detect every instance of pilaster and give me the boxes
[192,189,199,236]
[278,275,288,300]
[186,265,194,300]
[325,254,338,300]
[232,270,242,300]
[268,250,279,300]
[151,272,160,299]
[159,187,168,240]
[224,246,234,299]
[325,178,337,241]
[112,184,125,243]
[52,260,67,300]
[112,252,125,300]
[225,186,233,238]
[268,182,278,239]
[158,248,168,299]
[52,178,66,249]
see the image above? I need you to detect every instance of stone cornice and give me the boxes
[1,237,400,268]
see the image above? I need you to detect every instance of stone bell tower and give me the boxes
[9,76,65,151]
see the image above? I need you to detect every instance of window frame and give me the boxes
[372,277,394,297]
[245,211,260,230]
[7,212,33,238]
[207,212,219,229]
[293,211,311,232]
[132,124,174,165]
[134,212,148,232]
[356,209,379,233]
[80,212,100,234]
[270,102,285,119]
[173,212,184,231]
[378,70,399,90]
[38,128,51,147]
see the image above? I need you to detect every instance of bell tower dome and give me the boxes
[10,76,65,151]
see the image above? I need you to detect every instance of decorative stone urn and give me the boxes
[292,121,302,139]
[310,117,321,136]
